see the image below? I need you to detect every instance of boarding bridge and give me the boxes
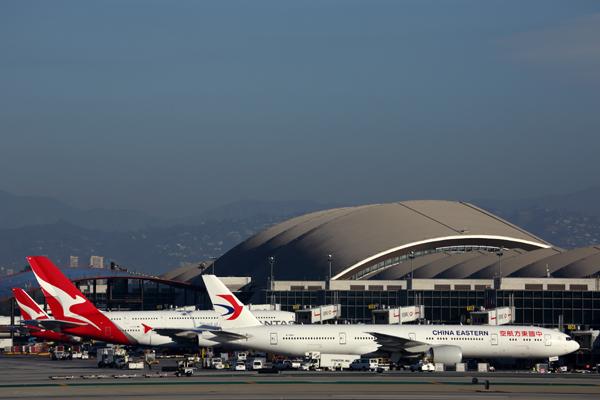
[570,330,599,351]
[372,305,424,324]
[470,306,515,325]
[295,304,341,324]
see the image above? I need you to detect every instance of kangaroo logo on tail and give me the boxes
[12,288,48,321]
[33,270,101,330]
[27,256,102,331]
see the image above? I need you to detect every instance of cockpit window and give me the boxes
[566,337,572,341]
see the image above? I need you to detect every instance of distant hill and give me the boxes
[473,185,600,249]
[0,190,162,231]
[0,194,338,274]
[0,214,290,274]
[176,199,342,225]
[2,188,600,275]
[474,185,600,217]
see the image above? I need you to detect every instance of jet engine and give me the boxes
[427,345,462,365]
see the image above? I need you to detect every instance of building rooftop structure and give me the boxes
[215,200,553,283]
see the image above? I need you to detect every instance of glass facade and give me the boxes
[3,277,208,315]
[266,289,600,330]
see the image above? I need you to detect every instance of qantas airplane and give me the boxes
[24,256,294,348]
[12,288,80,343]
[201,275,580,364]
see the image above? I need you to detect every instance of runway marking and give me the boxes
[0,380,599,389]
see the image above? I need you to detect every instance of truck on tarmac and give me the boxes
[97,347,129,368]
[304,352,360,371]
[50,345,70,360]
[350,358,380,372]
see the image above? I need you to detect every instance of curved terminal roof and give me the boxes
[216,200,551,281]
[367,246,600,279]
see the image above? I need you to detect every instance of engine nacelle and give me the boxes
[69,336,82,343]
[428,345,462,365]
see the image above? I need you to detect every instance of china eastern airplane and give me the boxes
[201,275,580,364]
[12,288,81,343]
[24,256,294,348]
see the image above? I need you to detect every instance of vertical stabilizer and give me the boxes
[12,288,49,320]
[202,275,261,328]
[26,256,131,344]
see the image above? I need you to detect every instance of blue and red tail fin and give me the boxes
[202,275,260,329]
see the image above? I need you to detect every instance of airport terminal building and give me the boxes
[3,200,600,351]
[212,201,600,339]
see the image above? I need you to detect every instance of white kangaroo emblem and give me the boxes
[15,298,47,320]
[33,271,101,331]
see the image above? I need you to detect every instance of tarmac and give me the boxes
[1,354,600,399]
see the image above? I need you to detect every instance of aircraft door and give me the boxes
[339,332,347,345]
[270,332,278,345]
[491,333,498,345]
[545,334,551,346]
[105,326,112,339]
[409,333,416,341]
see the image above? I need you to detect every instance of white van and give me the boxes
[248,359,265,370]
[232,361,246,371]
[350,358,379,372]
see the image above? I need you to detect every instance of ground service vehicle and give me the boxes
[232,361,246,371]
[50,345,69,360]
[248,358,265,370]
[350,358,379,371]
[175,360,195,377]
[305,352,358,371]
[410,360,435,372]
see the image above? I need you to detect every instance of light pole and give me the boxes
[268,256,275,291]
[327,254,333,290]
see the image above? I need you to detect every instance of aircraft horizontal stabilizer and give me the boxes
[22,319,87,331]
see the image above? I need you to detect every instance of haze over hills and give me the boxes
[0,190,163,232]
[1,187,600,275]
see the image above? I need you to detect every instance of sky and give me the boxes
[1,1,600,217]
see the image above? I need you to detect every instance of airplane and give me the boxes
[24,256,295,348]
[201,275,580,365]
[12,288,81,343]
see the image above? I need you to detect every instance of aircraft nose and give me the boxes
[571,340,580,352]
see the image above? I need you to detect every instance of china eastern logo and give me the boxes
[215,294,243,320]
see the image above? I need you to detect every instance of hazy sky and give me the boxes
[1,1,600,217]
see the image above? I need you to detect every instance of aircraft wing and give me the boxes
[21,319,87,331]
[152,326,248,343]
[207,330,248,341]
[367,331,431,353]
[152,328,199,342]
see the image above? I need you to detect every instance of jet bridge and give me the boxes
[470,306,515,325]
[372,305,424,324]
[295,304,341,324]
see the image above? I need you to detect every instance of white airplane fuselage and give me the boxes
[211,324,578,359]
[103,309,294,347]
